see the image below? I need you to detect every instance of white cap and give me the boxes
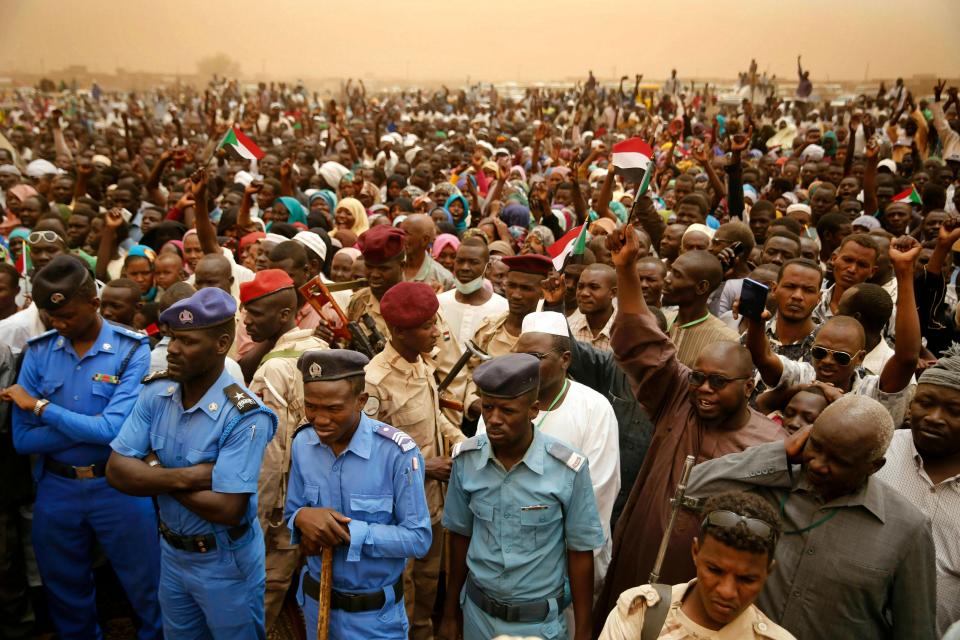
[520,311,569,338]
[233,170,254,187]
[263,233,288,246]
[26,158,60,178]
[877,159,898,174]
[294,230,327,261]
[786,203,812,216]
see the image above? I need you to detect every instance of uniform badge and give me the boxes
[179,309,194,324]
[224,384,258,413]
[102,343,112,351]
[208,402,219,412]
[363,395,380,416]
[308,362,322,378]
[56,337,64,347]
[50,292,65,304]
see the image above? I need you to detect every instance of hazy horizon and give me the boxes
[3,0,959,84]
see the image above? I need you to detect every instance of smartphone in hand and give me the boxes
[739,278,770,321]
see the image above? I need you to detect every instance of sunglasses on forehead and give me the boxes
[27,230,65,245]
[688,371,750,390]
[811,346,859,366]
[700,510,777,542]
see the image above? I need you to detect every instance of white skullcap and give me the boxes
[877,159,898,174]
[26,159,60,178]
[233,170,254,187]
[263,233,288,246]
[682,223,715,241]
[294,230,327,261]
[786,203,812,216]
[800,144,824,161]
[404,146,423,165]
[520,311,569,338]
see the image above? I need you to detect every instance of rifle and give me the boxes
[435,340,491,412]
[649,454,696,584]
[299,276,384,358]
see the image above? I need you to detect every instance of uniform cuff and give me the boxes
[346,520,369,561]
[289,508,305,545]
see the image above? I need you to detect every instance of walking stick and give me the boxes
[316,547,333,640]
[649,455,696,584]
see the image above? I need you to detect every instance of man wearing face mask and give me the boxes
[437,238,507,347]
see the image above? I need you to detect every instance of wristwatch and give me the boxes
[33,399,50,416]
[147,459,161,468]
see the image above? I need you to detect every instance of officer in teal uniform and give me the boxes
[438,353,605,640]
[285,349,432,640]
[107,287,277,639]
[5,256,162,639]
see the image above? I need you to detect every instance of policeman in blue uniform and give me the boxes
[106,287,277,639]
[285,349,432,639]
[438,353,606,640]
[2,255,162,639]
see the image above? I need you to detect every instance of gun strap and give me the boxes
[640,583,673,640]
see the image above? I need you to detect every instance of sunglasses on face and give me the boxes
[700,510,777,542]
[811,346,858,366]
[27,230,63,245]
[689,371,750,390]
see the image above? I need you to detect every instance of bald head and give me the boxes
[697,341,755,377]
[814,394,893,463]
[819,316,866,352]
[581,263,616,286]
[676,250,724,292]
[194,255,234,294]
[401,214,436,254]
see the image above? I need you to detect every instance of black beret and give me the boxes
[299,349,369,383]
[473,353,540,399]
[33,255,92,311]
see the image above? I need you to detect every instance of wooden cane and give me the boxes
[316,546,333,640]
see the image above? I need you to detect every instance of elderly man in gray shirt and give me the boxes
[685,394,936,640]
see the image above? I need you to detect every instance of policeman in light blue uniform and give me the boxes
[108,287,277,639]
[6,255,162,639]
[285,349,432,640]
[440,353,606,640]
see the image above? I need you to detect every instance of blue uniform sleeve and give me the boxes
[212,409,275,494]
[346,448,432,561]
[43,343,151,445]
[440,455,473,537]
[12,343,76,454]
[110,383,157,459]
[563,460,606,551]
[285,441,308,545]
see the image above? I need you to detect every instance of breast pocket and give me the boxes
[186,446,218,465]
[469,499,498,550]
[149,432,166,453]
[38,379,63,399]
[90,380,117,401]
[519,504,562,551]
[349,494,394,524]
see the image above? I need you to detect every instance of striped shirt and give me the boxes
[664,309,741,368]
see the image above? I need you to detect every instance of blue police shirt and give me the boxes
[111,368,277,536]
[441,429,605,603]
[285,413,432,594]
[12,319,150,469]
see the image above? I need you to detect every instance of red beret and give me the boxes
[239,268,294,305]
[239,231,265,249]
[501,254,554,275]
[380,282,439,329]
[357,225,406,265]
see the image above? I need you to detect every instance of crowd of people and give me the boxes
[0,62,958,640]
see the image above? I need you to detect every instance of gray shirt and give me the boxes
[686,441,937,640]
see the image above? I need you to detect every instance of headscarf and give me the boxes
[126,245,158,300]
[432,234,460,260]
[318,161,350,190]
[336,247,362,262]
[310,189,338,213]
[335,197,369,237]
[8,227,30,242]
[431,207,454,226]
[501,203,531,229]
[180,229,198,274]
[276,197,307,226]
[918,343,960,392]
[444,194,471,233]
[8,184,39,205]
[608,201,629,224]
[488,240,515,256]
[361,181,381,205]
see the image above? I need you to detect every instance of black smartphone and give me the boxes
[739,278,770,321]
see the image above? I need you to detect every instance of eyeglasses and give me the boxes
[688,371,750,390]
[811,346,858,366]
[700,510,777,542]
[27,231,64,245]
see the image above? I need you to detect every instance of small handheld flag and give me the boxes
[612,137,655,197]
[892,185,922,206]
[547,223,590,271]
[217,126,265,161]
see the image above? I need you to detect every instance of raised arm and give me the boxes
[862,138,880,216]
[630,195,666,251]
[727,128,751,219]
[189,169,221,256]
[145,150,173,207]
[741,308,785,386]
[95,208,125,281]
[879,237,921,393]
[595,169,616,222]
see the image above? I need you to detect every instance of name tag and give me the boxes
[520,504,549,511]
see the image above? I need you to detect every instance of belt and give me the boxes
[44,458,107,480]
[465,575,564,623]
[158,520,249,553]
[302,571,403,613]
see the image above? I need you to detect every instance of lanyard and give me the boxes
[779,492,838,535]
[534,378,569,431]
[676,312,711,330]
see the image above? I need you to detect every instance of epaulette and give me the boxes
[141,369,171,384]
[108,321,150,343]
[26,328,58,345]
[546,440,586,472]
[452,435,484,458]
[224,383,260,413]
[373,424,417,453]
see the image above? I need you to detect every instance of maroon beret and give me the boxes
[239,268,295,305]
[501,253,554,275]
[357,225,406,265]
[380,282,439,329]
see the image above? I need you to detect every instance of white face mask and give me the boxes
[455,266,486,295]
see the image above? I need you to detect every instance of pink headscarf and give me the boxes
[432,233,461,259]
[7,184,39,208]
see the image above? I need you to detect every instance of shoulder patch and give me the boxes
[374,424,417,452]
[451,435,484,458]
[109,322,150,343]
[26,328,58,345]
[546,441,585,472]
[224,383,259,413]
[141,369,171,384]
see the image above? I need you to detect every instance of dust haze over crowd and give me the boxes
[1,0,959,84]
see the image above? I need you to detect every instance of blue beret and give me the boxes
[33,255,93,311]
[159,287,236,330]
[299,349,369,383]
[473,353,540,399]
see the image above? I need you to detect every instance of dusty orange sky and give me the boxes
[2,0,958,83]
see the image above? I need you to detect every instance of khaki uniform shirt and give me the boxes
[348,286,469,425]
[365,342,466,524]
[249,328,327,544]
[599,581,796,640]
[464,311,521,410]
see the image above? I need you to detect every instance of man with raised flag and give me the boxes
[217,125,265,162]
[611,137,655,197]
